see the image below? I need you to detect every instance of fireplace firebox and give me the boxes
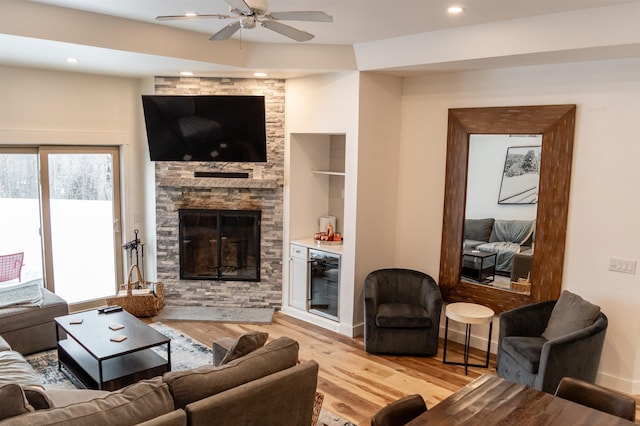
[179,209,261,281]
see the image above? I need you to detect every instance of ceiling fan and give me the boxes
[156,0,333,42]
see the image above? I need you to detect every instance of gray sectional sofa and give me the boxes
[0,333,319,425]
[0,287,69,355]
[463,218,535,275]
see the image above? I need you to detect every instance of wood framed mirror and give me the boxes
[439,105,576,313]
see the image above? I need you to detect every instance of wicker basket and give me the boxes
[106,265,164,317]
[510,277,531,294]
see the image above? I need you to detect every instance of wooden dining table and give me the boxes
[406,374,636,425]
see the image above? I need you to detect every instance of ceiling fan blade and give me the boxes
[156,14,231,21]
[266,11,333,22]
[261,20,314,42]
[209,21,242,40]
[224,0,253,15]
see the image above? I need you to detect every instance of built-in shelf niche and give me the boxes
[290,133,345,239]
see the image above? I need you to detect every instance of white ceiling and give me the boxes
[23,0,640,45]
[1,0,640,78]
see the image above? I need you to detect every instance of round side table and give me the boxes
[443,302,494,375]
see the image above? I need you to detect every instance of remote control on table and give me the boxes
[100,306,123,314]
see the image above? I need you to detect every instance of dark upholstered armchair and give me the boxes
[496,298,608,394]
[364,269,442,356]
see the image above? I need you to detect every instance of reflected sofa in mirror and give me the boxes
[462,135,540,293]
[439,105,576,313]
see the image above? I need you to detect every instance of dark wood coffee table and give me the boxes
[55,309,170,391]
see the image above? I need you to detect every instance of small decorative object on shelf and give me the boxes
[313,223,343,245]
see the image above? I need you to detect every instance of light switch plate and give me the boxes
[609,257,637,274]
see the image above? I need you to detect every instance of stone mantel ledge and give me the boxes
[158,177,280,189]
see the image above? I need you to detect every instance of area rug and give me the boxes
[25,322,353,425]
[153,305,275,324]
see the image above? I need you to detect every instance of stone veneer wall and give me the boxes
[153,77,284,308]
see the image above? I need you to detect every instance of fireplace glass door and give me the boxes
[179,209,260,281]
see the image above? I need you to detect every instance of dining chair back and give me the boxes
[371,394,427,426]
[555,377,636,421]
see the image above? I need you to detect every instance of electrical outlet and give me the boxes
[608,257,637,274]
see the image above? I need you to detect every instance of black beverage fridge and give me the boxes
[308,249,340,321]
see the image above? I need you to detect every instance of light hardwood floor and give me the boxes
[151,311,495,425]
[151,311,640,425]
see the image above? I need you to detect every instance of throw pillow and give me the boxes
[464,218,495,242]
[22,385,53,410]
[542,291,601,341]
[2,378,174,425]
[219,331,269,365]
[0,383,34,420]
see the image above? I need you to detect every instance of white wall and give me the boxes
[353,73,403,325]
[0,65,150,279]
[397,57,640,393]
[285,72,403,334]
[466,134,540,220]
[285,72,361,335]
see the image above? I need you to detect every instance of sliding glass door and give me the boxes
[0,147,123,305]
[0,148,44,283]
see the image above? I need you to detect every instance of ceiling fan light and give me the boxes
[240,16,256,29]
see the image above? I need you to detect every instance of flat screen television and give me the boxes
[141,95,267,162]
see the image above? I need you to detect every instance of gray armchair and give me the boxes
[364,269,442,356]
[496,299,608,394]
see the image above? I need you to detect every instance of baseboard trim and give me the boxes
[596,371,640,394]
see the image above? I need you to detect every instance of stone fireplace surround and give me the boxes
[153,77,284,308]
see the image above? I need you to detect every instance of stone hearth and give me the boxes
[153,77,284,308]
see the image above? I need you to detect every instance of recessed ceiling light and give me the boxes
[180,71,194,76]
[448,6,464,14]
[254,72,268,77]
[185,12,198,18]
[66,57,79,63]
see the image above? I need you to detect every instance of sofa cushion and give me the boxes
[542,291,601,341]
[163,336,299,409]
[0,350,43,387]
[0,288,68,334]
[219,331,269,365]
[0,377,174,426]
[464,218,495,242]
[501,336,546,374]
[44,389,110,408]
[184,361,319,426]
[0,384,34,421]
[375,303,431,328]
[135,409,186,426]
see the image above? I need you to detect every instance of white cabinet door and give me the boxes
[290,244,308,311]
